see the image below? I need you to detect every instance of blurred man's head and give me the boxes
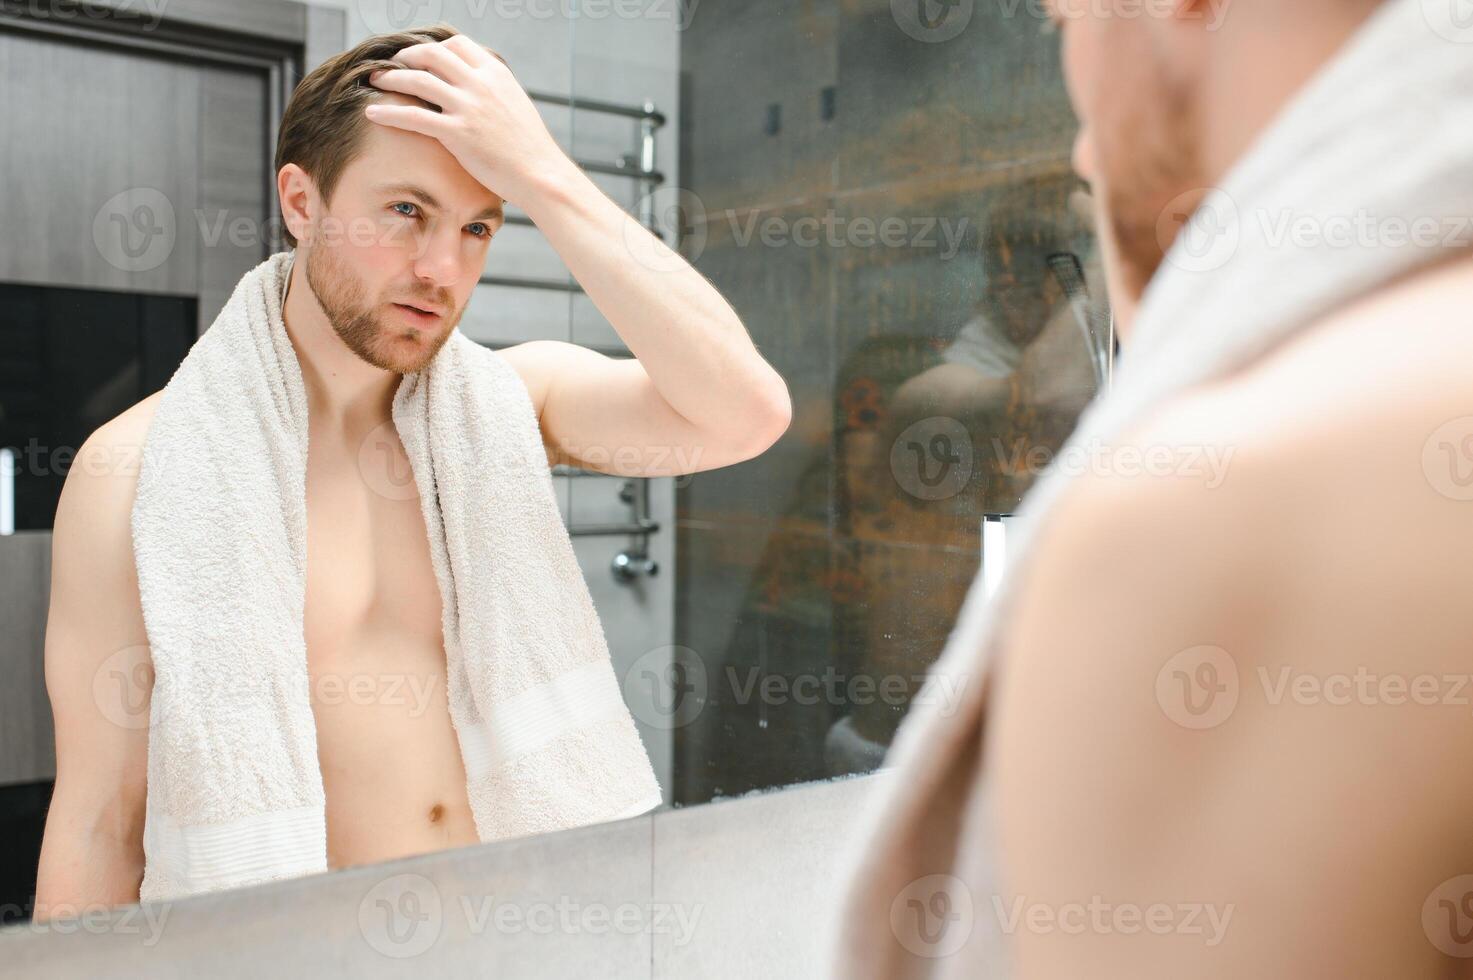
[1048,0,1387,330]
[979,176,1096,348]
[273,24,506,374]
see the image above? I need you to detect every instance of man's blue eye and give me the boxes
[468,223,489,238]
[392,202,418,217]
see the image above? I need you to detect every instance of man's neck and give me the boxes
[280,250,401,434]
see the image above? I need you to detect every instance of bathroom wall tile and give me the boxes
[677,193,840,529]
[459,281,573,346]
[567,469,678,801]
[834,0,1078,191]
[672,522,840,801]
[677,0,841,213]
[484,219,572,283]
[827,534,981,752]
[569,17,680,200]
[0,533,53,785]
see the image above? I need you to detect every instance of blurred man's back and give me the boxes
[832,0,1473,975]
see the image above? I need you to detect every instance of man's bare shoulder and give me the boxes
[1025,254,1473,625]
[1154,252,1473,541]
[1189,251,1473,452]
[55,390,165,542]
[93,389,165,454]
[492,339,569,418]
[46,392,164,707]
[992,253,1473,979]
[1120,254,1467,476]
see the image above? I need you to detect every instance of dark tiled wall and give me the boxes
[673,0,1108,803]
[0,283,196,530]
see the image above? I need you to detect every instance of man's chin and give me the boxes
[378,324,455,374]
[1094,207,1155,341]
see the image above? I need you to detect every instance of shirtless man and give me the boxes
[33,27,790,913]
[987,0,1473,976]
[830,0,1473,976]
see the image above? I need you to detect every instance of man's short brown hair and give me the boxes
[273,23,504,248]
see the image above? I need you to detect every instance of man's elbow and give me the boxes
[739,373,793,458]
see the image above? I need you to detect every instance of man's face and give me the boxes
[1049,0,1208,315]
[301,94,504,374]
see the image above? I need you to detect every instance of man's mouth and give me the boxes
[393,302,444,324]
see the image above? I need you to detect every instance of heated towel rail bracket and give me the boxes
[502,92,669,583]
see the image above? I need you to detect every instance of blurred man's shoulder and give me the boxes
[1209,251,1473,473]
[1111,252,1473,583]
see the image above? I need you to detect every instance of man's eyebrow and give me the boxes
[371,182,504,223]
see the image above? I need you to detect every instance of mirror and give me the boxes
[0,0,1109,920]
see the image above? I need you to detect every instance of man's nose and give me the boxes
[412,224,465,288]
[1072,126,1097,185]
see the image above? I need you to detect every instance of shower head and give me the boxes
[1046,251,1110,388]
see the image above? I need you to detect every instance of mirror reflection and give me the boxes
[0,0,1108,921]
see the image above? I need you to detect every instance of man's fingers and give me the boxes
[391,41,477,88]
[363,102,449,139]
[441,33,495,70]
[369,68,460,112]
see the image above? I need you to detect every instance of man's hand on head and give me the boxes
[363,34,570,208]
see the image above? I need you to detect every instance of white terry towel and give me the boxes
[826,0,1473,975]
[131,249,662,903]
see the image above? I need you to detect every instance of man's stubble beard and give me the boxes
[1096,70,1206,309]
[304,242,460,375]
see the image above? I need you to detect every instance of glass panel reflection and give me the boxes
[668,0,1109,803]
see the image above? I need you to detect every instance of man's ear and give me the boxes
[276,162,316,247]
[1174,0,1233,31]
